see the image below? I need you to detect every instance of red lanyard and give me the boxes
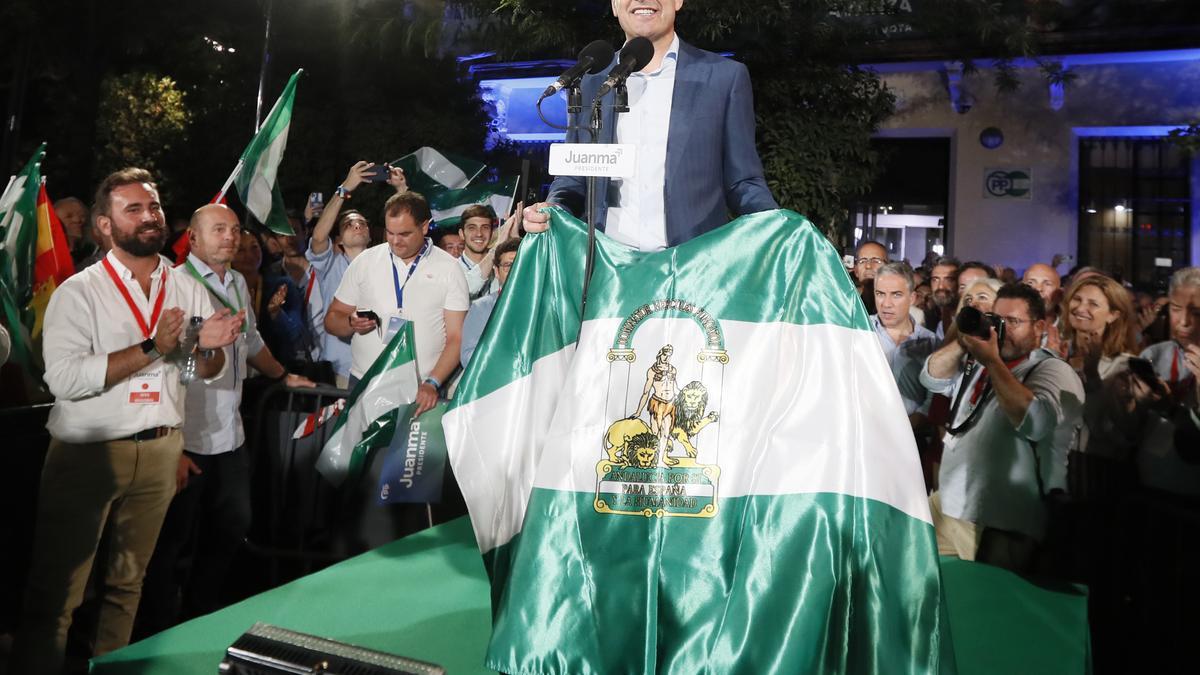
[969,355,1028,404]
[101,257,168,340]
[304,267,317,307]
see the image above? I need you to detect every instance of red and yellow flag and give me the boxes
[29,181,75,337]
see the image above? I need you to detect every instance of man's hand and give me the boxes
[198,308,246,350]
[267,284,287,319]
[176,454,202,493]
[153,307,186,355]
[304,199,325,223]
[414,382,438,417]
[348,312,377,335]
[522,202,559,233]
[959,328,1002,367]
[497,202,523,242]
[285,373,317,388]
[342,161,375,194]
[387,166,408,193]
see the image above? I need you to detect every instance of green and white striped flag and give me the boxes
[392,146,485,195]
[444,209,954,673]
[316,323,419,486]
[428,174,517,228]
[0,145,45,376]
[232,69,301,235]
[391,147,515,227]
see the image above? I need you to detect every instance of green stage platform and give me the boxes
[92,517,1090,674]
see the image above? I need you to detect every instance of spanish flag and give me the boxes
[29,180,74,338]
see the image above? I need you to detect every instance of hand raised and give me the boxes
[342,161,374,193]
[387,166,408,193]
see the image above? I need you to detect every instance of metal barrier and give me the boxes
[243,382,350,585]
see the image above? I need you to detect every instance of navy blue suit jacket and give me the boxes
[546,40,778,247]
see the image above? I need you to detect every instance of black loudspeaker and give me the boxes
[219,623,445,675]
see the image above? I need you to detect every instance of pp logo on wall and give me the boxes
[984,168,1032,200]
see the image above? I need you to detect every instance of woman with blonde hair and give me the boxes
[1060,275,1141,497]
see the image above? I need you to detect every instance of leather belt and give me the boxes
[121,426,174,442]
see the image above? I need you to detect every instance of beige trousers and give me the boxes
[11,430,182,675]
[929,491,1037,573]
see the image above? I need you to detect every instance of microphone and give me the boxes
[594,37,654,100]
[540,40,615,101]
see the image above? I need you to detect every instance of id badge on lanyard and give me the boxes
[388,240,429,342]
[103,257,169,406]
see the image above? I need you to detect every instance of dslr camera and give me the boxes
[956,305,1006,345]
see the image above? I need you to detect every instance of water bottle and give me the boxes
[179,316,204,384]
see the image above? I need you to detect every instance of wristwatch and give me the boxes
[140,338,161,361]
[423,376,441,390]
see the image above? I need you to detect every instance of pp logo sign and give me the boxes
[984,169,1032,199]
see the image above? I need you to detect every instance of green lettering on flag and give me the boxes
[445,208,955,674]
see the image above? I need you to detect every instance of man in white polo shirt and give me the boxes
[324,191,468,414]
[11,168,243,673]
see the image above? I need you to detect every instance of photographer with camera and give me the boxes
[920,283,1084,572]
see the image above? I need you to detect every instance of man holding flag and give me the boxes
[11,168,244,673]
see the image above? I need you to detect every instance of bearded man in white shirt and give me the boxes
[11,168,243,674]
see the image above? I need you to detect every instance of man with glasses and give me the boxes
[919,283,1083,572]
[461,237,521,368]
[852,240,888,284]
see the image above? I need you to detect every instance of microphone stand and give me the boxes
[578,83,629,334]
[579,98,604,333]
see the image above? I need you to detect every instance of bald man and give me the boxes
[1022,263,1061,307]
[137,204,313,635]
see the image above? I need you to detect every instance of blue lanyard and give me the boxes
[391,239,431,310]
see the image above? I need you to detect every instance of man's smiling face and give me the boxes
[612,0,684,45]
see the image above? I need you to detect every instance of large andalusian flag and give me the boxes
[444,209,954,673]
[232,69,301,235]
[391,147,515,227]
[315,324,419,486]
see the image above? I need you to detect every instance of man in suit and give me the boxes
[523,0,777,249]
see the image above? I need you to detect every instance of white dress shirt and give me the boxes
[43,251,220,443]
[606,33,679,252]
[181,254,267,455]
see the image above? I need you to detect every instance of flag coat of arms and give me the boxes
[444,209,954,674]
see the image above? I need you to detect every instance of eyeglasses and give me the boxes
[497,262,514,269]
[855,257,886,266]
[996,315,1033,327]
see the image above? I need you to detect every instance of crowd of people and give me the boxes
[1,161,522,674]
[2,160,1198,673]
[852,239,1200,575]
